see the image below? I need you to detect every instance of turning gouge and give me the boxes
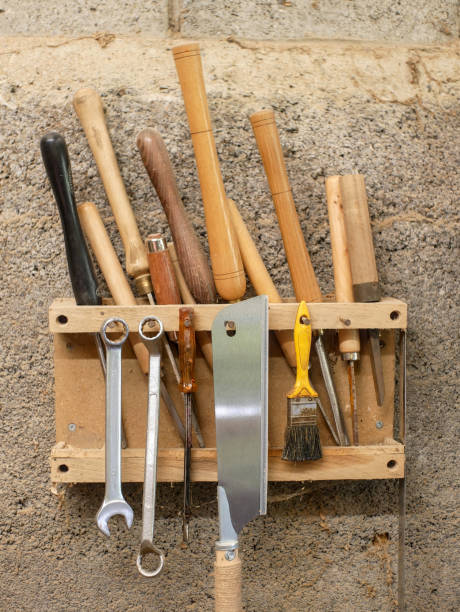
[340,174,385,406]
[326,176,360,445]
[212,295,268,612]
[137,128,217,305]
[77,201,186,444]
[40,132,127,447]
[73,88,154,301]
[173,43,245,302]
[250,109,348,446]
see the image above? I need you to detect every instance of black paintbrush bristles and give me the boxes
[282,398,322,462]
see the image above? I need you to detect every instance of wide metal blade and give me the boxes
[212,296,268,540]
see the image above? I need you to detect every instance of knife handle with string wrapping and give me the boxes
[215,549,242,612]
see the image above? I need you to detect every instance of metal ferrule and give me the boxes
[135,272,153,296]
[146,234,166,253]
[342,351,359,362]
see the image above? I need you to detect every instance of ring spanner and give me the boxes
[136,316,165,577]
[96,317,133,536]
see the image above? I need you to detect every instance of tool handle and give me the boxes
[73,88,152,296]
[340,174,380,302]
[288,301,317,398]
[168,242,214,370]
[214,549,242,612]
[179,307,196,393]
[325,176,360,355]
[40,132,100,306]
[146,234,182,306]
[226,198,296,368]
[77,201,149,374]
[137,128,216,304]
[250,109,322,303]
[173,43,245,302]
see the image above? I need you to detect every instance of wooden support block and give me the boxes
[50,444,405,483]
[49,297,407,333]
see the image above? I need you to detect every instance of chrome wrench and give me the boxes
[136,316,165,577]
[96,317,134,536]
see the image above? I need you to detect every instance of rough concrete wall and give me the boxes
[1,5,459,612]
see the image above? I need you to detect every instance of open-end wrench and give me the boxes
[97,317,134,536]
[136,316,165,577]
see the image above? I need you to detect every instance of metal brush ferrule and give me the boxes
[288,398,318,426]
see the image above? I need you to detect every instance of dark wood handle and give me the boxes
[250,110,322,303]
[137,128,217,304]
[178,307,196,393]
[40,132,100,306]
[340,174,380,302]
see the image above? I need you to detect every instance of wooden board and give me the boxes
[50,444,405,482]
[49,297,407,333]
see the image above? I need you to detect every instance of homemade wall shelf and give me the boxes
[49,297,407,483]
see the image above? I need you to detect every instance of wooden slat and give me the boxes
[49,297,407,332]
[50,444,404,482]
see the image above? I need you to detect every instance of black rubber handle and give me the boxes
[40,132,100,305]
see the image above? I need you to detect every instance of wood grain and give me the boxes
[173,43,245,301]
[146,235,182,306]
[73,88,152,296]
[137,128,216,304]
[250,109,322,303]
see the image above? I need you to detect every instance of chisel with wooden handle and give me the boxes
[326,176,360,445]
[146,234,205,449]
[77,201,186,444]
[340,174,385,406]
[168,242,214,370]
[73,88,154,301]
[137,128,216,305]
[250,109,349,446]
[172,43,245,302]
[40,132,127,448]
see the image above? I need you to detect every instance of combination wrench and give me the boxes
[97,317,134,536]
[136,316,165,577]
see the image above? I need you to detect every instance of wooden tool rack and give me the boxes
[49,297,407,483]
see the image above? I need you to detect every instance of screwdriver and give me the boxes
[73,88,154,303]
[340,174,385,406]
[325,176,360,445]
[40,132,128,447]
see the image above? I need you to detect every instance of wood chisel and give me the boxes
[250,109,348,447]
[325,176,360,445]
[212,295,268,611]
[146,234,205,449]
[137,128,217,305]
[40,132,127,447]
[178,307,196,544]
[283,301,322,461]
[340,174,385,406]
[73,88,154,302]
[168,242,214,370]
[77,201,186,444]
[172,43,246,302]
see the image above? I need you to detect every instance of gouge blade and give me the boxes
[369,329,385,407]
[212,296,268,542]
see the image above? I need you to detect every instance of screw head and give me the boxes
[376,421,383,429]
[68,423,76,432]
[225,550,236,561]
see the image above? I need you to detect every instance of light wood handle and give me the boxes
[173,43,245,302]
[137,128,216,304]
[340,174,380,302]
[325,177,360,355]
[73,88,152,297]
[250,109,322,303]
[214,549,242,612]
[77,201,149,374]
[168,242,213,370]
[226,198,296,368]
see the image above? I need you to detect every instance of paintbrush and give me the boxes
[282,301,322,462]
